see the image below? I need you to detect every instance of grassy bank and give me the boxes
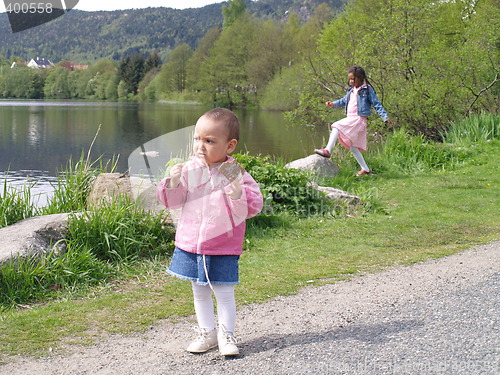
[0,114,498,357]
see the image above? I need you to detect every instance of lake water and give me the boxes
[0,100,327,205]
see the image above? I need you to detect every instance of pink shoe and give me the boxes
[314,149,331,158]
[356,169,371,176]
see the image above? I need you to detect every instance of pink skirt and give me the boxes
[332,115,368,152]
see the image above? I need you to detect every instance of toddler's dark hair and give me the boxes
[203,107,240,141]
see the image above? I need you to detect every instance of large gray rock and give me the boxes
[87,173,132,208]
[0,213,69,263]
[87,173,165,213]
[285,154,339,178]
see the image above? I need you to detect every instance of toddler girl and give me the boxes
[156,108,263,356]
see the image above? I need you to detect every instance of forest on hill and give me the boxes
[0,0,347,63]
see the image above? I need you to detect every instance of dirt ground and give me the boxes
[1,241,498,375]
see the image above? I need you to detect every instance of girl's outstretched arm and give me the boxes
[367,86,390,122]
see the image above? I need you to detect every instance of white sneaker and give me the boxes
[218,326,239,356]
[186,328,218,353]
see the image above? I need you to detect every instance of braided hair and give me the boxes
[347,65,372,87]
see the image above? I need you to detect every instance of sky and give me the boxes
[1,0,226,13]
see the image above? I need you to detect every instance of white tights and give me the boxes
[325,128,370,172]
[191,282,236,333]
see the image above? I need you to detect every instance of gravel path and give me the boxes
[2,241,498,375]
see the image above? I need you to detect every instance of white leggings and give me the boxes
[191,282,236,333]
[326,128,370,172]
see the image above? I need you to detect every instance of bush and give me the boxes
[233,153,331,216]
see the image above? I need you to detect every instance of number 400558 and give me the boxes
[6,2,54,14]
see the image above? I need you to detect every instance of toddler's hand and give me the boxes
[219,160,244,199]
[226,178,242,200]
[169,163,184,188]
[325,101,334,108]
[386,120,394,127]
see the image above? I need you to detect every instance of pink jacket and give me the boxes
[156,156,263,255]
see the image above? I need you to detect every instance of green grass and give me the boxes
[0,114,498,358]
[442,112,500,144]
[239,143,499,301]
[373,127,471,174]
[0,153,114,229]
[0,197,175,308]
[0,153,175,309]
[0,177,38,228]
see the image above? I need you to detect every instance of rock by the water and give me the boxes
[0,213,69,263]
[130,176,166,213]
[87,173,165,212]
[87,173,132,208]
[285,154,339,178]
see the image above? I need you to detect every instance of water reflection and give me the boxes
[0,170,58,207]
[0,100,326,206]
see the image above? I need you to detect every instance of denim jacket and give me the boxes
[333,84,389,122]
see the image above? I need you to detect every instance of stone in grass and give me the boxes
[284,154,339,178]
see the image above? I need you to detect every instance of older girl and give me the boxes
[315,66,393,175]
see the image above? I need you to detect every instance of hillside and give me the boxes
[0,0,346,63]
[0,5,224,63]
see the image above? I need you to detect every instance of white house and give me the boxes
[27,57,54,69]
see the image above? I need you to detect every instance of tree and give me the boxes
[139,67,160,101]
[1,66,45,99]
[222,0,246,29]
[144,51,162,74]
[246,20,288,94]
[295,3,334,57]
[88,59,118,99]
[0,54,8,81]
[155,44,193,96]
[199,14,257,106]
[259,6,334,112]
[117,80,128,100]
[288,0,499,137]
[44,67,71,99]
[69,68,93,99]
[186,26,221,92]
[454,0,499,114]
[91,59,117,75]
[105,74,120,100]
[118,54,145,94]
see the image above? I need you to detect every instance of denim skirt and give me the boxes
[167,247,240,286]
